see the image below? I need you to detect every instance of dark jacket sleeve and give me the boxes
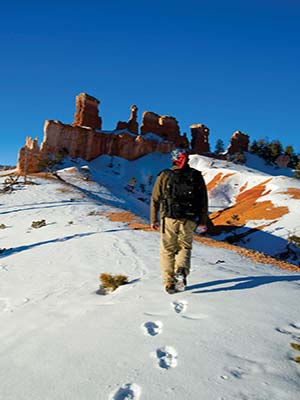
[197,172,208,225]
[150,172,164,225]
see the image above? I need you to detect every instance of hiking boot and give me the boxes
[175,267,188,291]
[165,282,177,294]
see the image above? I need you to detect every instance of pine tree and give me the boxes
[269,140,283,162]
[289,154,299,169]
[285,145,294,156]
[38,152,64,173]
[233,152,246,164]
[215,139,225,154]
[294,160,300,179]
[250,140,259,154]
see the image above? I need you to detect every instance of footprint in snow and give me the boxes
[141,321,163,336]
[171,300,188,314]
[109,383,141,400]
[276,322,300,340]
[155,346,178,369]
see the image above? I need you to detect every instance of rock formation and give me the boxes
[140,111,159,136]
[116,105,139,134]
[128,105,139,134]
[227,131,249,154]
[176,132,189,149]
[73,93,102,130]
[275,154,290,168]
[18,137,46,174]
[140,112,179,141]
[17,120,174,174]
[16,93,201,174]
[190,124,210,154]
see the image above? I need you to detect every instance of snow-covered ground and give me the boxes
[67,152,300,263]
[0,162,300,400]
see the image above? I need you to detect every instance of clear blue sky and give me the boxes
[1,0,299,165]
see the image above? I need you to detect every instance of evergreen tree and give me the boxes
[269,140,283,162]
[294,159,300,179]
[289,153,299,169]
[257,138,272,163]
[215,139,225,154]
[38,152,64,173]
[249,140,259,154]
[233,152,246,164]
[285,145,294,156]
[256,138,269,158]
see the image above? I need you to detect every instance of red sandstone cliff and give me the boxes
[17,93,207,174]
[116,105,139,134]
[73,93,102,130]
[190,124,210,154]
[17,137,46,174]
[140,111,188,148]
[227,131,249,154]
[17,121,174,174]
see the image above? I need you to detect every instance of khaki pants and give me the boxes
[160,217,197,285]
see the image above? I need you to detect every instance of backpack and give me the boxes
[161,167,203,220]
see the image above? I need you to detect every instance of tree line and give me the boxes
[214,138,300,177]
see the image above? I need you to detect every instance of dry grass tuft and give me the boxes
[31,220,46,229]
[99,273,128,292]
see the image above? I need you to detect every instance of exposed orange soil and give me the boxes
[103,211,153,231]
[206,173,236,192]
[239,182,248,192]
[210,179,289,226]
[281,188,300,199]
[103,211,300,273]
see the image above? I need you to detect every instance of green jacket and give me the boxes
[150,164,208,225]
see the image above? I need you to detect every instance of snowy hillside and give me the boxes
[61,152,300,265]
[0,162,300,400]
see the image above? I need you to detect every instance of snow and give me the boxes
[0,158,300,400]
[245,153,294,178]
[188,154,300,261]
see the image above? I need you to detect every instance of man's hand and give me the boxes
[151,222,159,230]
[195,224,207,234]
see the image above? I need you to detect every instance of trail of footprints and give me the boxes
[171,299,188,314]
[276,321,300,363]
[109,299,188,399]
[109,383,141,400]
[143,300,187,370]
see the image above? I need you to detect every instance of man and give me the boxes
[150,148,208,294]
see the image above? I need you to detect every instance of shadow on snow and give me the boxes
[0,228,130,258]
[0,200,88,216]
[187,275,300,294]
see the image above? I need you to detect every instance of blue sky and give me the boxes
[1,0,299,165]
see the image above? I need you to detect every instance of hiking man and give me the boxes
[150,148,208,294]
